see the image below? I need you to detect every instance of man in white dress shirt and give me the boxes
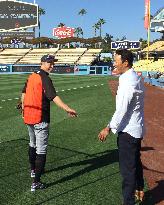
[98,49,145,205]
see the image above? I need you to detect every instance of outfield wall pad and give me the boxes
[0,64,112,75]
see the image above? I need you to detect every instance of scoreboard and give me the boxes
[0,0,38,31]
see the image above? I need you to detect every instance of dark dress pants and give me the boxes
[117,132,144,205]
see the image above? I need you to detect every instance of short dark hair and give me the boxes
[115,49,134,67]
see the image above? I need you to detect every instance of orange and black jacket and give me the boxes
[22,69,57,124]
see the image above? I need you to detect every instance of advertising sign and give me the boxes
[13,65,74,74]
[111,41,140,50]
[53,27,74,38]
[0,65,11,72]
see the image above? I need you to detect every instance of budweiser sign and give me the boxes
[53,27,74,38]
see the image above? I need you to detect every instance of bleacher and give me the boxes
[77,49,102,65]
[18,48,58,64]
[142,41,164,52]
[134,59,164,72]
[134,40,164,73]
[0,48,102,65]
[0,49,30,64]
[55,48,87,65]
[156,45,164,51]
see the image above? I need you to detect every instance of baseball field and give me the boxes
[0,75,153,205]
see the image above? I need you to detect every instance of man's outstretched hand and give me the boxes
[98,127,111,142]
[67,109,78,117]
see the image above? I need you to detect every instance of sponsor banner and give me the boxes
[53,27,74,38]
[111,41,140,49]
[0,65,11,72]
[52,65,74,74]
[13,65,74,74]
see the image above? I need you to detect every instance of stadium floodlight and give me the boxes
[0,0,38,32]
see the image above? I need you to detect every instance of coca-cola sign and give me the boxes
[53,27,74,38]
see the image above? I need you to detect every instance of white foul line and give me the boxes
[0,84,105,102]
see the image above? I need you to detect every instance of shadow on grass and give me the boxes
[1,139,158,205]
[1,139,118,179]
[1,139,120,205]
[36,171,120,205]
[46,148,119,186]
[0,139,117,204]
[0,138,98,178]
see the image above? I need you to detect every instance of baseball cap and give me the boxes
[41,54,58,63]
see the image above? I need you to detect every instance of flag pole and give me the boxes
[146,0,151,74]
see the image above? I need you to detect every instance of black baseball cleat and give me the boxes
[31,182,46,192]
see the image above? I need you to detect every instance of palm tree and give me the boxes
[92,23,99,37]
[78,8,87,17]
[97,18,106,37]
[102,33,113,51]
[139,38,148,50]
[57,23,65,27]
[38,8,46,38]
[121,36,127,41]
[78,9,87,36]
[74,27,83,38]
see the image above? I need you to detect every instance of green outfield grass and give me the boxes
[0,74,153,205]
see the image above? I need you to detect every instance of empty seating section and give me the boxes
[0,49,30,64]
[136,41,164,72]
[18,48,58,64]
[156,46,164,51]
[134,59,164,72]
[142,41,164,52]
[133,59,153,69]
[77,49,102,65]
[149,59,164,72]
[0,48,102,65]
[55,48,87,64]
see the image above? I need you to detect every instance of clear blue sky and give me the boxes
[26,0,163,41]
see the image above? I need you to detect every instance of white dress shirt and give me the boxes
[108,68,145,138]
